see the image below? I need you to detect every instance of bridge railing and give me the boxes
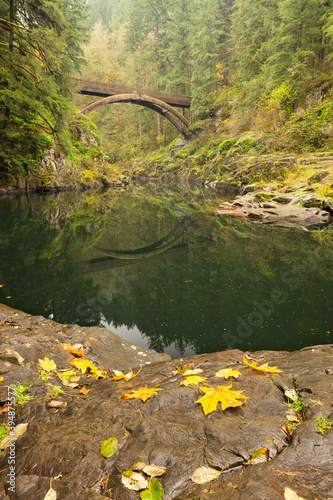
[71,77,191,109]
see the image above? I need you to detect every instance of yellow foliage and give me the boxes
[195,384,249,415]
[38,357,57,372]
[69,358,108,379]
[243,356,282,374]
[214,368,241,379]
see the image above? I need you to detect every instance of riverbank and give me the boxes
[0,304,332,499]
[126,137,333,228]
[0,114,129,197]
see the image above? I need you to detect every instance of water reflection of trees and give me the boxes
[0,185,332,358]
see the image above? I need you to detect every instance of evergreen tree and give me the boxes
[230,0,279,97]
[0,0,87,178]
[265,0,326,84]
[190,0,233,117]
[163,0,193,95]
[125,0,170,89]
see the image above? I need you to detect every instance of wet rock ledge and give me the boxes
[218,186,333,228]
[0,305,332,500]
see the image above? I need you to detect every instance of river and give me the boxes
[0,181,332,358]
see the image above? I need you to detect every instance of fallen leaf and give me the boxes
[5,349,25,366]
[120,386,163,403]
[100,437,118,458]
[195,384,249,415]
[46,401,67,409]
[172,363,195,375]
[285,389,297,401]
[44,487,57,500]
[38,357,57,372]
[191,466,221,484]
[180,375,207,386]
[140,478,163,499]
[0,423,28,449]
[122,471,149,491]
[182,368,204,376]
[0,424,8,442]
[308,399,324,406]
[61,343,84,357]
[284,487,307,500]
[80,386,90,395]
[0,404,8,414]
[245,447,270,465]
[286,414,300,423]
[69,358,108,379]
[136,464,168,477]
[214,369,241,379]
[57,370,80,386]
[0,377,3,383]
[112,366,142,382]
[243,356,282,374]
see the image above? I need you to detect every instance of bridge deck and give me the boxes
[72,78,191,109]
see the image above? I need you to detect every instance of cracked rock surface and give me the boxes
[0,305,332,500]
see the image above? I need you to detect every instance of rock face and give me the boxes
[0,305,332,500]
[218,188,333,228]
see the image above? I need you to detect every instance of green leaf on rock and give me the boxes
[140,479,164,500]
[100,437,118,458]
[0,425,8,443]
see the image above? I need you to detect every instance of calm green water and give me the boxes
[0,182,332,358]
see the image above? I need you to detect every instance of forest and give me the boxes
[2,0,333,178]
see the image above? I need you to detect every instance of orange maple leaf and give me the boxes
[61,343,84,357]
[120,386,163,403]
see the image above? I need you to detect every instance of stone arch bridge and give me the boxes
[73,78,191,136]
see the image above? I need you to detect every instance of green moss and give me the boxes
[237,138,257,151]
[219,138,237,152]
[254,192,275,201]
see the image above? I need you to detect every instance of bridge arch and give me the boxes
[79,93,191,135]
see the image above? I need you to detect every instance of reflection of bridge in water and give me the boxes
[73,78,191,136]
[85,217,191,273]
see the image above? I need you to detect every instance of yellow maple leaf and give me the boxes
[112,365,142,382]
[214,368,241,379]
[180,375,207,386]
[61,343,84,357]
[195,384,249,415]
[38,357,57,372]
[69,358,108,379]
[120,386,163,403]
[243,356,282,374]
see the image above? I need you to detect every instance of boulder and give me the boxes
[307,170,330,184]
[0,306,333,499]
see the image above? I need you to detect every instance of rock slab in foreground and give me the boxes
[0,305,332,500]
